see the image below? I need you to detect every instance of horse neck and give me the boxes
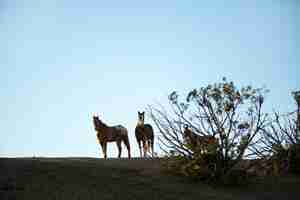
[185,130,203,143]
[184,129,193,138]
[96,121,108,132]
[137,120,144,127]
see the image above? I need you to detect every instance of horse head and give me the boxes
[183,124,192,138]
[92,115,99,130]
[92,115,106,131]
[137,111,145,126]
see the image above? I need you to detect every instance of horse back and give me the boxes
[185,132,217,150]
[98,125,127,142]
[113,125,128,135]
[144,124,154,136]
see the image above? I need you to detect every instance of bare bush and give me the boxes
[257,90,300,175]
[149,78,269,182]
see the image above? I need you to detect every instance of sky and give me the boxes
[1,0,299,158]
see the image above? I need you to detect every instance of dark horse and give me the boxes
[135,111,154,157]
[92,115,131,159]
[183,124,218,154]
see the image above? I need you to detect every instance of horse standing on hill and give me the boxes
[92,115,131,159]
[183,124,218,154]
[135,111,154,157]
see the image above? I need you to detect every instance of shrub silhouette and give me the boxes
[149,77,269,184]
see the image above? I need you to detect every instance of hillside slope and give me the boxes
[1,157,300,200]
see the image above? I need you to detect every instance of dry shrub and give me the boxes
[150,78,269,185]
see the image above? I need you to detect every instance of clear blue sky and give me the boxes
[1,0,299,157]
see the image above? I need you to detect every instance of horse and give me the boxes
[135,111,154,157]
[92,115,131,159]
[183,124,218,154]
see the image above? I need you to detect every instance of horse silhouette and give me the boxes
[183,124,218,154]
[92,115,131,159]
[135,111,154,157]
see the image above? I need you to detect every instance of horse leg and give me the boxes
[117,140,122,158]
[151,139,154,157]
[137,140,142,158]
[147,140,151,155]
[101,142,107,159]
[142,140,148,158]
[124,137,131,159]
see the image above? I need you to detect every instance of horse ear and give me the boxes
[184,124,188,129]
[142,111,145,115]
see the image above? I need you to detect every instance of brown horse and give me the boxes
[92,115,131,159]
[183,124,218,154]
[135,111,154,157]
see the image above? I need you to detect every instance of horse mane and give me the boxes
[99,120,108,128]
[93,117,108,130]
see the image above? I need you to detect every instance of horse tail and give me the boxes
[124,129,130,149]
[122,127,131,158]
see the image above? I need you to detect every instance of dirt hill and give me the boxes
[1,157,300,200]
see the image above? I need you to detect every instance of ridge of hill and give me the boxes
[1,157,300,200]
